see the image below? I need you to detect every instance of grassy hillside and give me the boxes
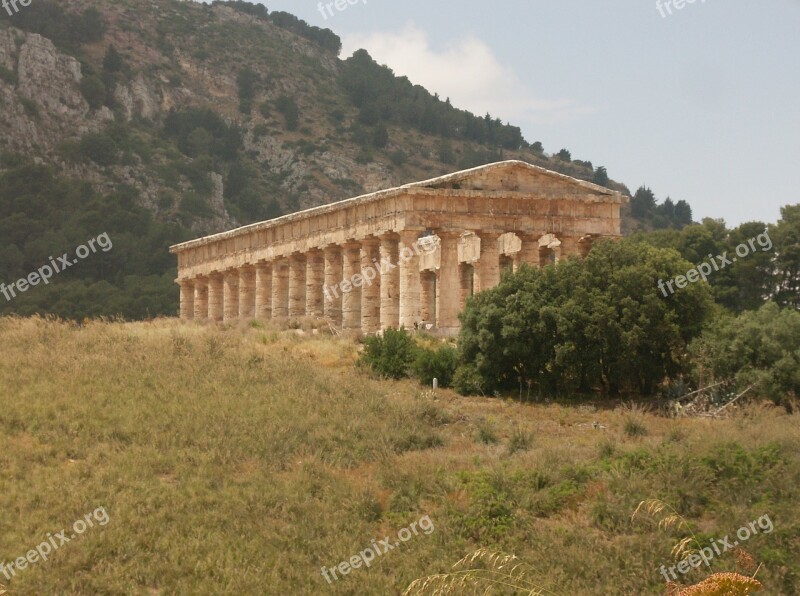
[0,317,798,594]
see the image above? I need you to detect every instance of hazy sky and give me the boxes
[244,0,799,226]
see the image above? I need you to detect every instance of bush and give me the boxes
[507,427,533,454]
[389,149,407,166]
[79,133,118,166]
[412,344,458,388]
[454,364,486,396]
[357,328,416,380]
[623,418,649,438]
[80,75,107,110]
[475,420,499,445]
[275,95,299,131]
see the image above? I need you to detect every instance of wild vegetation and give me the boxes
[0,317,798,594]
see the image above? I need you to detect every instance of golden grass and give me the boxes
[0,317,798,594]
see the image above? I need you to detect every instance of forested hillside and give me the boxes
[0,0,721,319]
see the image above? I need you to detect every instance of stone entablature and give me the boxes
[170,161,627,334]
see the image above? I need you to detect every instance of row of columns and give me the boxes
[178,231,570,333]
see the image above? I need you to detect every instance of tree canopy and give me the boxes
[455,238,714,397]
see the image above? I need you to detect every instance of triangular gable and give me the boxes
[406,160,620,197]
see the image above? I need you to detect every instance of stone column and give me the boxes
[341,241,362,331]
[459,264,473,312]
[436,232,461,332]
[475,232,501,293]
[179,279,194,320]
[223,270,239,322]
[208,273,224,322]
[517,233,541,269]
[539,235,562,266]
[323,246,343,327]
[560,236,579,259]
[288,254,307,318]
[578,235,595,258]
[420,271,436,325]
[305,250,325,319]
[399,231,422,329]
[238,265,256,320]
[380,234,400,330]
[255,262,272,320]
[272,258,289,320]
[193,277,208,320]
[360,237,381,334]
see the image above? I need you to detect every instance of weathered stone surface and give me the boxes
[171,161,627,334]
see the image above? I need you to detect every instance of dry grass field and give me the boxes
[0,317,798,595]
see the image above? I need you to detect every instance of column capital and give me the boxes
[359,235,381,248]
[475,230,503,239]
[432,229,462,240]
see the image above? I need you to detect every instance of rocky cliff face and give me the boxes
[0,4,402,235]
[0,28,112,155]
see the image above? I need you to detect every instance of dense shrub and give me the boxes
[79,133,118,166]
[412,345,458,388]
[275,95,299,131]
[358,328,416,380]
[80,75,107,110]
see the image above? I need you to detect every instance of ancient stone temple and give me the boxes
[170,160,627,335]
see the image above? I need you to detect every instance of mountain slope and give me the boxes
[0,0,687,319]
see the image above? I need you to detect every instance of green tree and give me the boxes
[690,303,800,409]
[631,186,657,219]
[456,238,714,397]
[103,45,124,73]
[674,200,693,227]
[772,204,800,309]
[593,166,609,187]
[237,68,259,114]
